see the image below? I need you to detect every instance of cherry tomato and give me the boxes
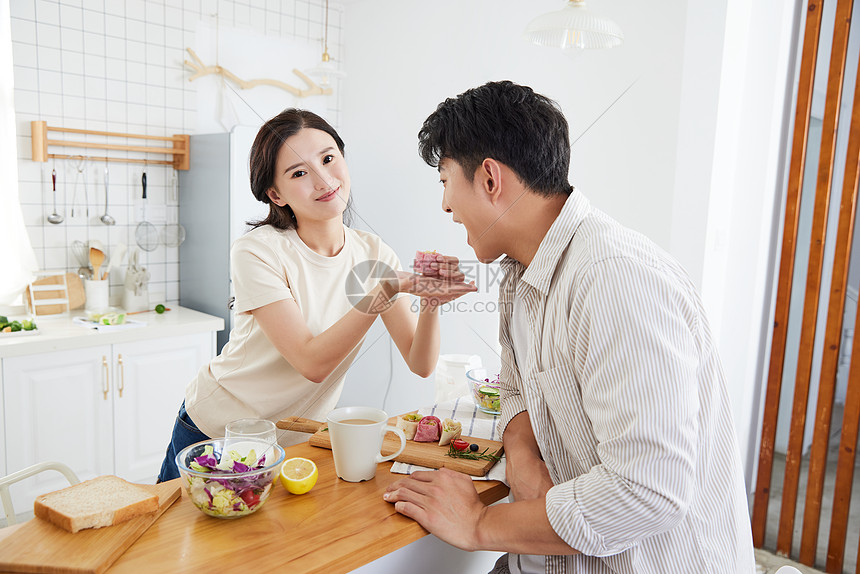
[452,439,470,451]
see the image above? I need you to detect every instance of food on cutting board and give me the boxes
[413,250,439,276]
[396,413,422,440]
[413,415,442,442]
[451,438,470,451]
[33,475,158,533]
[0,315,37,333]
[438,418,462,446]
[445,443,502,462]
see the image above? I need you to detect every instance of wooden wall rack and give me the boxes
[30,120,190,170]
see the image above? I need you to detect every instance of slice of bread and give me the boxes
[33,475,158,533]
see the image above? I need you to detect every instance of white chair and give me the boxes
[774,566,803,574]
[0,462,80,527]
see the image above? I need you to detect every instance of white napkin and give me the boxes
[390,396,507,482]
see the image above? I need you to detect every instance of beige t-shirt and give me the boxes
[185,224,402,445]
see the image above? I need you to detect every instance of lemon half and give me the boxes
[280,457,318,495]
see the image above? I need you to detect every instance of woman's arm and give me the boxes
[380,297,439,378]
[381,259,477,377]
[253,284,389,383]
[254,273,475,383]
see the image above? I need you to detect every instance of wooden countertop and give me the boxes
[105,442,507,573]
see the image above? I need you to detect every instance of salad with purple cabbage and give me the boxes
[183,445,275,518]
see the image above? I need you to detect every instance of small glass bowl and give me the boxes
[176,438,285,519]
[467,368,501,415]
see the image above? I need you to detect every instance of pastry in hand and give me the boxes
[413,415,441,442]
[438,418,462,446]
[413,250,439,277]
[396,413,422,440]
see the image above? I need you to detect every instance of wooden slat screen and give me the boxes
[755,1,860,572]
[777,0,854,557]
[800,14,860,565]
[752,0,825,547]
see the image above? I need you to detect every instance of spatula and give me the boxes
[89,247,105,281]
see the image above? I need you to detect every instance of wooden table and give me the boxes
[107,442,508,573]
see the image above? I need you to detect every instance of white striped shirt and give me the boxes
[497,188,755,574]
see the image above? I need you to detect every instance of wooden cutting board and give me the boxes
[25,273,85,315]
[0,481,180,574]
[277,416,504,477]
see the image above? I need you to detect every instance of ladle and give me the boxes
[47,168,64,224]
[99,165,115,225]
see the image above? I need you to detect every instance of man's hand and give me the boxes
[383,468,486,551]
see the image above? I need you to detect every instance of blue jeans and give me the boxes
[157,401,209,482]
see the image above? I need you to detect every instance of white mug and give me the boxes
[327,406,406,482]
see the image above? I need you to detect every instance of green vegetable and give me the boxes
[9,321,21,332]
[21,319,36,331]
[155,304,166,314]
[0,315,7,324]
[445,444,501,462]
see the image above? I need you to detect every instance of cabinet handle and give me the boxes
[102,356,109,400]
[117,354,124,398]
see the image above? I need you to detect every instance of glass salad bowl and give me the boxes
[467,368,501,415]
[176,438,285,519]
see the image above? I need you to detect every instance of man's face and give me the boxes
[439,158,504,263]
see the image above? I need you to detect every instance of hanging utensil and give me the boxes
[47,168,64,224]
[160,223,186,247]
[135,170,158,252]
[99,165,115,225]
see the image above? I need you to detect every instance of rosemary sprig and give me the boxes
[445,444,501,462]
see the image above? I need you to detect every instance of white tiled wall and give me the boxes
[11,0,342,307]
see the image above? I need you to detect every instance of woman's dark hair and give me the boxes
[248,108,352,230]
[418,81,572,197]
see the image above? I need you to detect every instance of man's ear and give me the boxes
[478,159,504,203]
[267,187,285,206]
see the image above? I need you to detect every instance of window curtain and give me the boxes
[0,0,37,305]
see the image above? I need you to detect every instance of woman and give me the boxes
[158,109,475,481]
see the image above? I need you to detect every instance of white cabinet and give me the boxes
[2,332,213,516]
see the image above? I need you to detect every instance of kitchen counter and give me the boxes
[0,307,224,358]
[106,442,508,573]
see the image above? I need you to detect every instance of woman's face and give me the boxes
[267,127,350,224]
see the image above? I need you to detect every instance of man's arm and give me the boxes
[383,468,579,555]
[504,411,553,501]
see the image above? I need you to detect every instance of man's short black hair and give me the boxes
[418,80,572,197]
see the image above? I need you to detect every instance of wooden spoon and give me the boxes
[89,247,105,281]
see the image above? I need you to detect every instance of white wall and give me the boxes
[338,0,799,492]
[10,0,340,308]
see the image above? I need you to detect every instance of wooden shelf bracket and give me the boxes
[30,121,191,170]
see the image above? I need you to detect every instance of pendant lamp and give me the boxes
[305,0,346,87]
[524,0,623,52]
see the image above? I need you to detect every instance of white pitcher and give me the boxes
[434,354,482,404]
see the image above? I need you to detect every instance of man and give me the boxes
[383,81,755,573]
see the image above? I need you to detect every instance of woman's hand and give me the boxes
[414,252,468,282]
[394,271,477,306]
